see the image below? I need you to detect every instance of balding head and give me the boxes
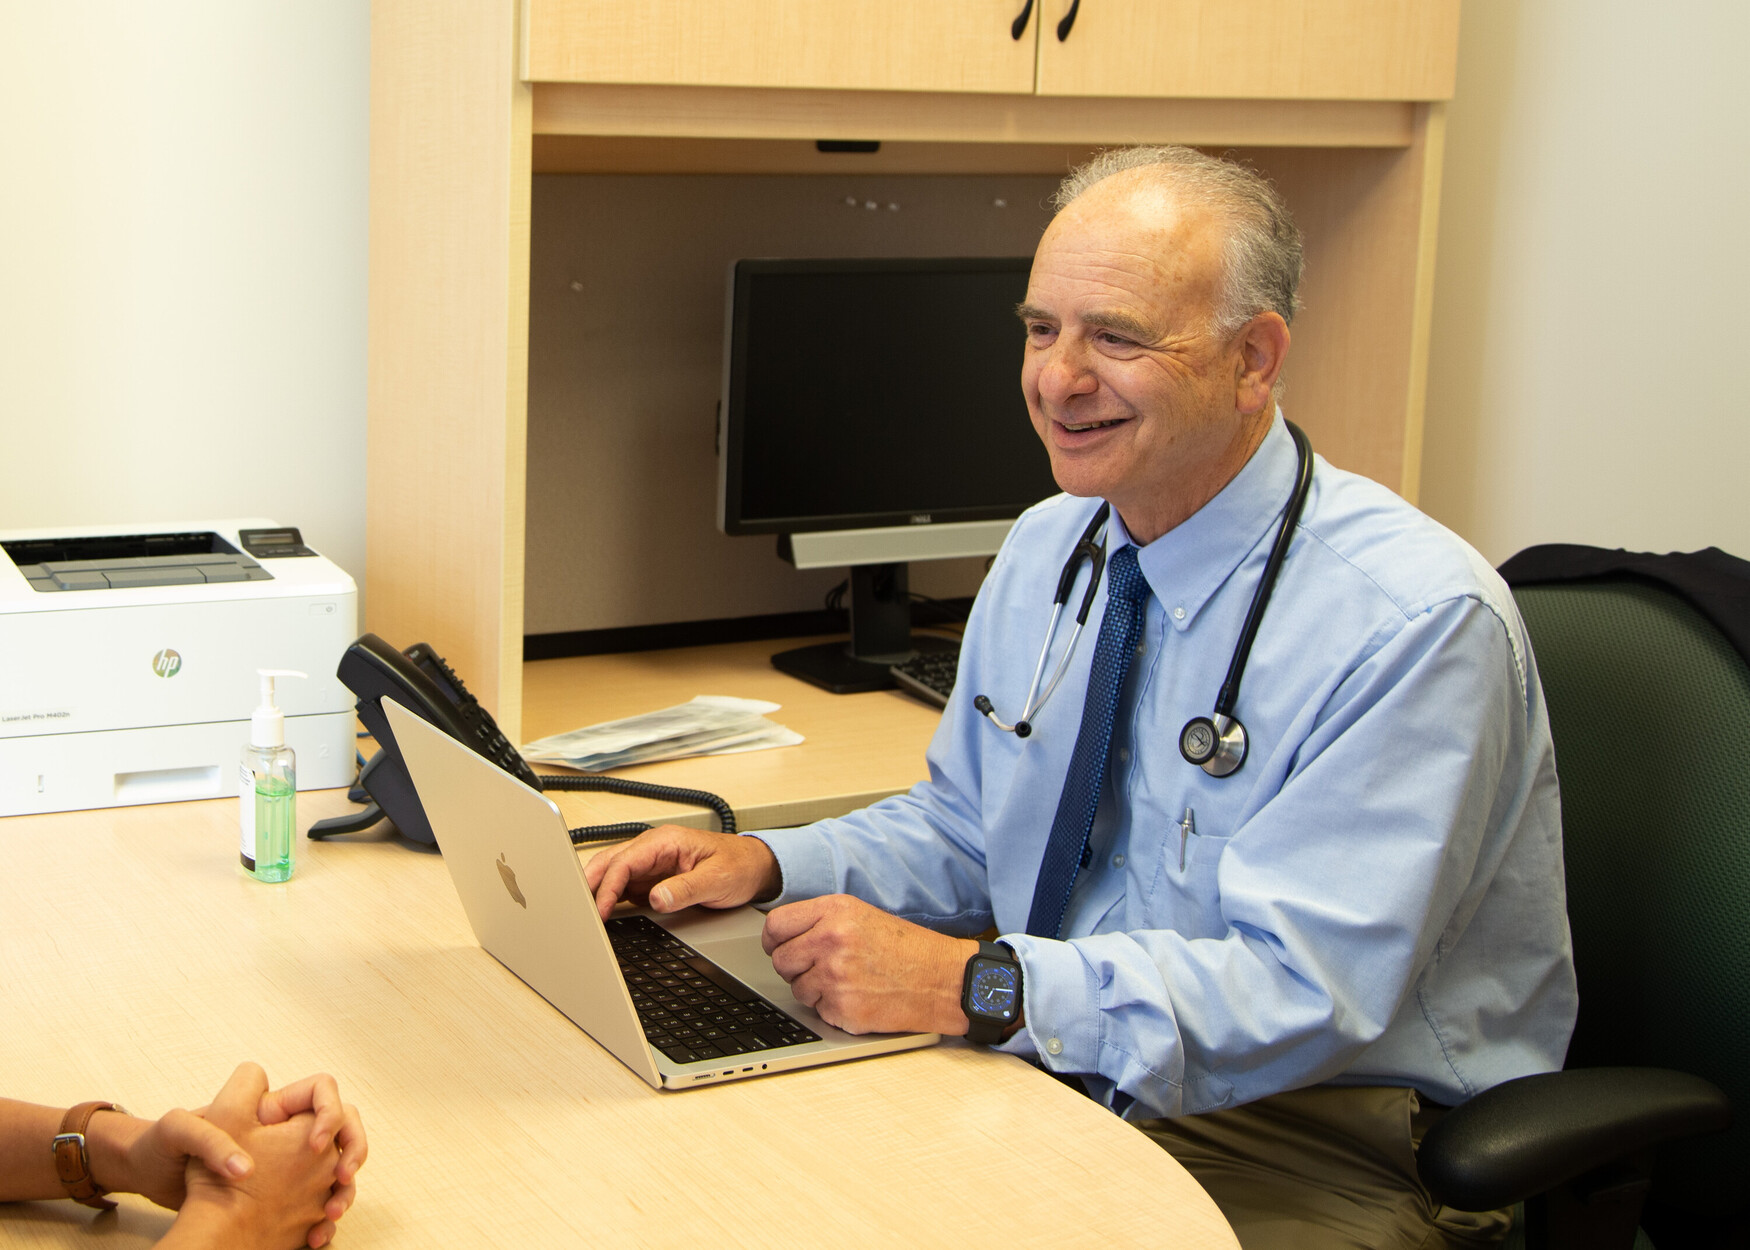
[1053,146,1303,338]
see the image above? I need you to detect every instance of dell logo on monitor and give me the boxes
[152,649,182,678]
[909,514,932,525]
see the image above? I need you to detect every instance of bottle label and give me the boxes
[239,761,258,872]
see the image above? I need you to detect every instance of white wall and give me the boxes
[0,4,370,593]
[1420,0,1750,565]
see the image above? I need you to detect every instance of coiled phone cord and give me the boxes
[537,774,738,845]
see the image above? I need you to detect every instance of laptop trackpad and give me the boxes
[688,934,782,995]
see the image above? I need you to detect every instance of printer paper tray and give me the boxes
[0,713,353,817]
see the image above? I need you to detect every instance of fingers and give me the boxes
[759,899,972,1036]
[333,1105,368,1184]
[763,901,833,992]
[173,1111,344,1249]
[258,1074,366,1181]
[657,834,777,912]
[581,839,619,890]
[788,975,825,1014]
[649,860,734,913]
[156,1106,254,1180]
[587,829,691,917]
[586,826,773,918]
[760,897,827,955]
[325,1180,357,1222]
[257,1072,333,1137]
[590,855,646,918]
[209,1061,271,1125]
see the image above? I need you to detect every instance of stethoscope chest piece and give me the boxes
[1179,713,1247,777]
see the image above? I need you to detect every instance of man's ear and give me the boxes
[1233,312,1290,415]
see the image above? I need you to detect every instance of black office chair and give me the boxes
[1417,548,1749,1249]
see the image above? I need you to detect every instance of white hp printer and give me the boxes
[0,519,356,816]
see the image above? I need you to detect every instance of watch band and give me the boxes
[52,1101,125,1209]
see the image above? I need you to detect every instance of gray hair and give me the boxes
[1053,146,1303,336]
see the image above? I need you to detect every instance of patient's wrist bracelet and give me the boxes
[52,1101,127,1209]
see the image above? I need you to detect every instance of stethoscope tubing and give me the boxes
[975,422,1313,779]
[1211,421,1314,720]
[974,501,1110,738]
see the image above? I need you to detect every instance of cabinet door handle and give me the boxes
[1010,0,1034,40]
[1055,0,1080,41]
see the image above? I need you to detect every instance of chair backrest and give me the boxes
[1512,577,1750,1213]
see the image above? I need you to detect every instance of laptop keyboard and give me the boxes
[604,915,822,1064]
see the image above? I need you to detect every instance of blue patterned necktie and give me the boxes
[1025,543,1152,938]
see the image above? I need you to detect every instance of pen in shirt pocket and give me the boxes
[1179,806,1195,872]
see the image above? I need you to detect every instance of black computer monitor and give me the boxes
[717,256,1059,693]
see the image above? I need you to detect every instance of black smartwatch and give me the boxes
[961,941,1023,1045]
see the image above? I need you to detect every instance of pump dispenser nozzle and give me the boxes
[251,669,307,749]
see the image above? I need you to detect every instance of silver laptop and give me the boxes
[384,698,938,1090]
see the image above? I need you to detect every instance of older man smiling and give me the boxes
[588,146,1575,1249]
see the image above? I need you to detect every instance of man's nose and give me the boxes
[1035,340,1098,403]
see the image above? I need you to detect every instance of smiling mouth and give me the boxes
[1060,419,1126,432]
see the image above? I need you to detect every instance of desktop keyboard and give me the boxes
[604,915,821,1064]
[890,646,960,708]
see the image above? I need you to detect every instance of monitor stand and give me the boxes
[772,562,957,694]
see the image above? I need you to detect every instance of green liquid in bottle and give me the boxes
[240,673,301,884]
[250,773,296,883]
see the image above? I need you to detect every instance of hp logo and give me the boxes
[152,649,183,678]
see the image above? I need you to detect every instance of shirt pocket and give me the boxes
[1139,814,1234,940]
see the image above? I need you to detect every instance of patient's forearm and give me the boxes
[0,1099,142,1204]
[0,1098,75,1202]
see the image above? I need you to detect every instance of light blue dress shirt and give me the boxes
[756,414,1578,1120]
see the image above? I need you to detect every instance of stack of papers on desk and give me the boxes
[521,696,803,773]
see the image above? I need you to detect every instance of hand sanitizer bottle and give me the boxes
[241,669,305,882]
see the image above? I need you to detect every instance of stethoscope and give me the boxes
[974,420,1314,778]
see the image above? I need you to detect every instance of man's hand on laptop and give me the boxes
[584,825,782,920]
[762,896,979,1037]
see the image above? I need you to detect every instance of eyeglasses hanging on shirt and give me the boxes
[975,421,1314,778]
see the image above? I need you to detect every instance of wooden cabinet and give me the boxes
[524,0,1038,95]
[370,1,1461,741]
[525,0,1461,102]
[1034,0,1461,100]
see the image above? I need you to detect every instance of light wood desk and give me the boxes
[0,644,1238,1248]
[521,635,950,833]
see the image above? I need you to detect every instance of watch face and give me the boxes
[968,958,1018,1021]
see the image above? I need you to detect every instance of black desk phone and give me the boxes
[309,633,735,848]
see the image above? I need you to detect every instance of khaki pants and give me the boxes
[1135,1086,1512,1250]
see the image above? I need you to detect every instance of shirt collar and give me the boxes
[1110,410,1301,633]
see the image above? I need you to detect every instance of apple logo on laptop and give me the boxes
[497,853,527,908]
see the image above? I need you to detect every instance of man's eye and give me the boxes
[1026,322,1056,341]
[1095,330,1134,349]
